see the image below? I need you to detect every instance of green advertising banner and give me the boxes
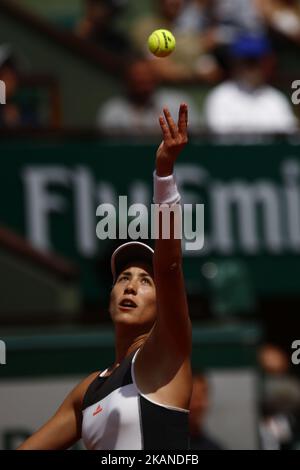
[1,137,300,302]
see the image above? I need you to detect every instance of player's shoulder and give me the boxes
[71,371,101,408]
[79,371,102,392]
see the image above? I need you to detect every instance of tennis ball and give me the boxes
[148,29,176,58]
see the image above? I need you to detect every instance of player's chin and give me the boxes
[113,308,154,327]
[112,308,140,323]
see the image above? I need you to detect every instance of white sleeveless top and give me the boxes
[81,348,189,450]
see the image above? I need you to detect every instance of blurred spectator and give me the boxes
[97,59,201,135]
[189,372,224,450]
[208,0,266,71]
[76,0,133,64]
[130,0,222,83]
[258,344,300,450]
[0,45,37,128]
[175,0,213,32]
[204,34,298,134]
[256,0,300,45]
[211,0,265,45]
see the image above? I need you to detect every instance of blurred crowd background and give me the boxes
[1,0,300,450]
[0,0,300,131]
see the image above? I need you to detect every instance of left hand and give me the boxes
[156,103,188,177]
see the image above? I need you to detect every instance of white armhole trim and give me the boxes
[131,348,189,414]
[99,368,109,377]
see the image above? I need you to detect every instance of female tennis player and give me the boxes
[18,103,192,450]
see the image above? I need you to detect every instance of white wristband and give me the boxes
[153,171,181,205]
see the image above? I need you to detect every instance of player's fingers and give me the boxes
[178,103,188,135]
[159,115,172,141]
[163,108,178,138]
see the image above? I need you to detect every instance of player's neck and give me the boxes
[114,327,148,364]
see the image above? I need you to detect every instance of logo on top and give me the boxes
[93,404,103,416]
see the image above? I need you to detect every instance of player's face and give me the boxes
[109,263,157,329]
